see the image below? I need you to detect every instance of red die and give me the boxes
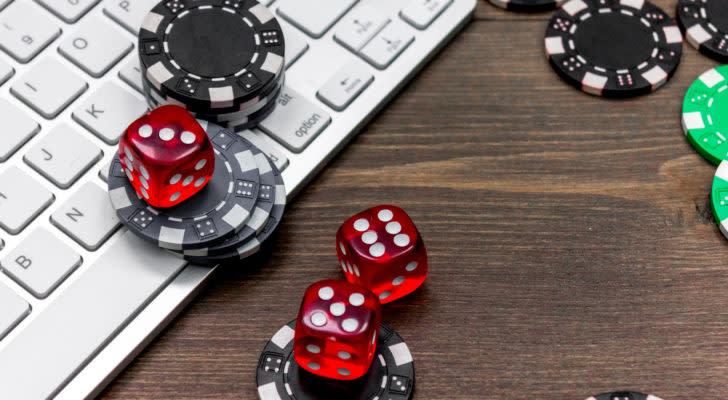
[293,280,381,380]
[119,105,214,208]
[336,205,427,304]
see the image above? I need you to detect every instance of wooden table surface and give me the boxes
[101,1,728,398]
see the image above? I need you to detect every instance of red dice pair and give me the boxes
[293,205,427,381]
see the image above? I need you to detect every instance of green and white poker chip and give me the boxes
[682,65,728,165]
[711,160,728,239]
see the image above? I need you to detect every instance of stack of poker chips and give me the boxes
[138,0,285,131]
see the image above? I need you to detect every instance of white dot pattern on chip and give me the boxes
[349,293,364,306]
[379,290,391,300]
[378,209,393,222]
[386,221,402,234]
[330,302,345,316]
[406,261,418,271]
[306,345,320,354]
[170,192,181,202]
[307,362,320,370]
[195,159,207,170]
[311,312,327,327]
[394,234,410,247]
[170,174,181,184]
[159,128,175,141]
[353,218,369,231]
[342,318,359,332]
[194,177,206,187]
[180,131,196,144]
[138,124,152,138]
[182,175,194,186]
[369,243,385,257]
[339,242,346,255]
[338,368,351,376]
[361,231,377,244]
[392,276,405,286]
[338,351,351,360]
[318,286,334,300]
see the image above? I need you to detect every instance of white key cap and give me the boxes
[59,16,133,78]
[73,81,147,144]
[24,123,102,189]
[238,130,290,172]
[0,98,40,162]
[36,0,100,23]
[118,57,143,93]
[281,23,309,69]
[0,232,187,399]
[99,160,111,182]
[0,281,29,340]
[0,57,13,85]
[400,0,452,30]
[11,58,88,119]
[259,87,331,153]
[0,2,61,63]
[334,5,390,52]
[0,0,11,11]
[51,182,120,251]
[0,167,54,234]
[361,21,415,70]
[277,0,358,38]
[1,227,82,298]
[317,61,374,111]
[103,0,157,34]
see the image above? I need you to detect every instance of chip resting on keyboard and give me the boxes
[138,0,286,115]
[108,120,262,251]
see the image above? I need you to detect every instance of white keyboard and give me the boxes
[0,0,476,398]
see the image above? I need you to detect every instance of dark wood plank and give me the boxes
[101,1,728,398]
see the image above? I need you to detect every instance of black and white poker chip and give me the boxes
[173,145,278,258]
[677,0,728,62]
[257,320,415,400]
[488,0,565,12]
[108,120,261,251]
[545,0,683,97]
[588,391,663,400]
[177,159,286,264]
[138,0,285,114]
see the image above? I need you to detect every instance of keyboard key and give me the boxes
[238,130,290,172]
[317,61,374,111]
[0,281,30,341]
[281,23,309,69]
[24,123,102,189]
[0,167,55,234]
[0,232,186,399]
[277,0,358,38]
[1,227,82,298]
[118,57,143,93]
[0,98,40,162]
[0,2,61,63]
[0,57,13,86]
[51,182,121,251]
[11,58,88,119]
[59,16,133,78]
[99,160,111,182]
[400,0,452,30]
[361,21,415,70]
[36,0,100,23]
[334,5,390,52]
[259,87,331,153]
[103,0,157,34]
[73,81,147,145]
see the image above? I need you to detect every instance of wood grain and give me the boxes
[101,1,728,398]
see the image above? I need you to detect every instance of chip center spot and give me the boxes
[166,8,256,78]
[574,13,653,70]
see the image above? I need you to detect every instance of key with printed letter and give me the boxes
[400,0,453,30]
[334,5,390,53]
[11,58,88,119]
[51,182,121,251]
[317,61,374,111]
[361,21,415,69]
[0,167,55,234]
[259,87,332,153]
[37,0,100,23]
[103,0,158,34]
[1,227,82,298]
[73,82,148,144]
[0,2,61,63]
[59,16,133,78]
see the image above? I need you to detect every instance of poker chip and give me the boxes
[587,391,663,400]
[677,0,728,62]
[711,160,728,241]
[488,0,565,12]
[257,320,415,400]
[138,0,285,114]
[545,0,683,97]
[108,120,261,251]
[172,146,279,258]
[682,65,728,165]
